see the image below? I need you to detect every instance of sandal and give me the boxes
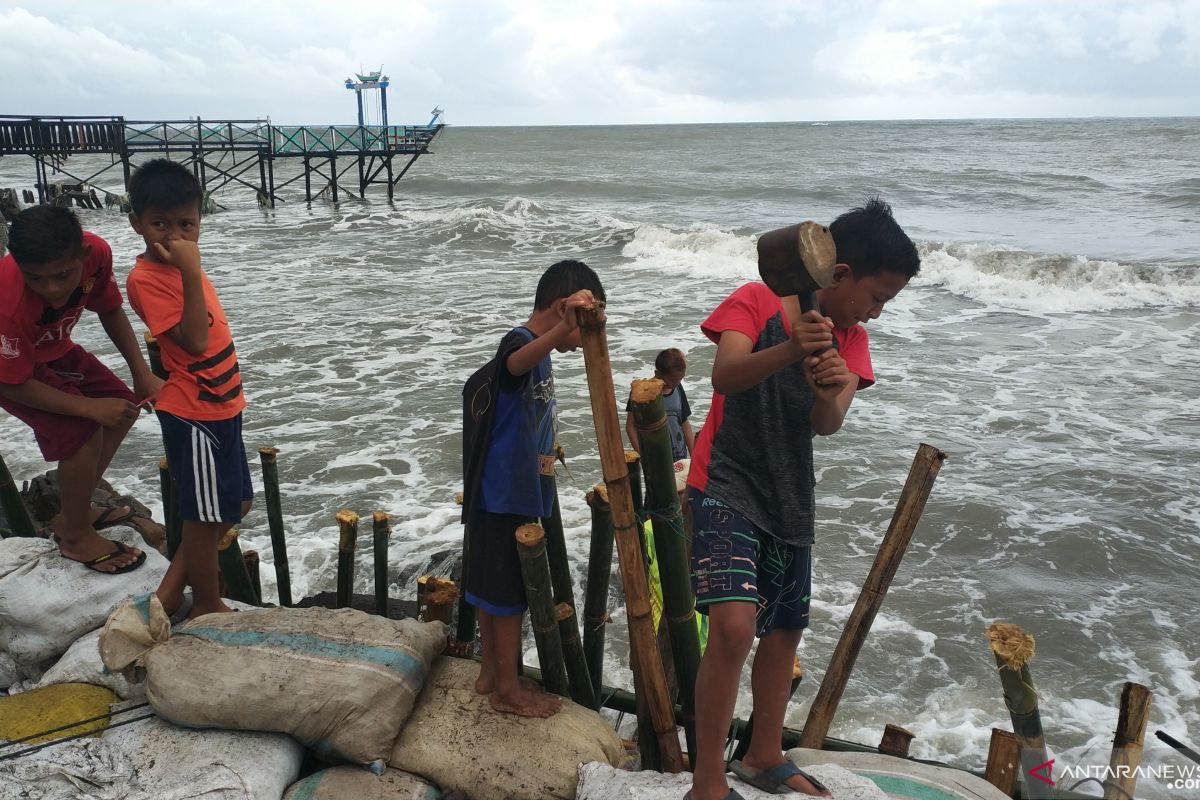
[729,759,830,796]
[683,791,746,800]
[64,538,147,574]
[92,505,134,530]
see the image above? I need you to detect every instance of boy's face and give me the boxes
[18,245,89,308]
[656,370,684,392]
[556,326,583,353]
[825,265,909,329]
[129,202,202,262]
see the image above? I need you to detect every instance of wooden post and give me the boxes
[800,443,946,748]
[159,459,182,560]
[418,575,458,625]
[878,724,915,757]
[336,510,358,609]
[629,378,701,761]
[216,528,259,605]
[985,728,1020,797]
[541,489,595,707]
[373,512,391,616]
[732,657,803,762]
[515,523,570,698]
[576,302,684,773]
[987,622,1051,799]
[0,447,37,539]
[583,485,615,700]
[257,447,292,606]
[1103,683,1152,800]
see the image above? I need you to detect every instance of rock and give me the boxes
[21,470,166,553]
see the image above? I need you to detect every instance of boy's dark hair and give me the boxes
[655,347,687,376]
[7,206,83,265]
[829,197,920,279]
[128,158,203,216]
[533,259,606,310]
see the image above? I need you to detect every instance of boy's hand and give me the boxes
[563,290,598,331]
[151,240,202,273]
[132,373,165,407]
[805,349,853,398]
[86,397,139,427]
[789,309,834,360]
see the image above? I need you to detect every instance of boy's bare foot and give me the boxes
[476,672,548,696]
[489,685,563,718]
[187,600,235,619]
[53,527,144,573]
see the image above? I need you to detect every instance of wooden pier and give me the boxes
[0,112,445,208]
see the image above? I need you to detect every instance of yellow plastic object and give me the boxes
[0,682,115,744]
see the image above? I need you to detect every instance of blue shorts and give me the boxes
[689,489,812,636]
[464,510,528,617]
[158,411,253,524]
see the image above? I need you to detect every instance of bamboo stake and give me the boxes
[985,728,1020,796]
[515,523,570,697]
[878,724,915,757]
[454,491,476,647]
[143,332,166,381]
[418,575,459,625]
[216,528,259,604]
[577,302,684,773]
[629,377,701,760]
[626,450,644,518]
[541,489,595,707]
[733,657,803,761]
[584,485,615,699]
[987,622,1051,799]
[800,442,946,749]
[373,511,390,616]
[258,447,292,606]
[336,510,358,609]
[0,447,37,539]
[243,549,262,605]
[1103,683,1152,800]
[157,459,179,558]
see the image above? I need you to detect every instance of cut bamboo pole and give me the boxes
[216,528,259,605]
[629,377,701,761]
[584,485,615,699]
[878,724,915,757]
[373,512,390,616]
[541,489,595,706]
[336,510,358,609]
[985,728,1020,796]
[800,442,946,749]
[1103,682,1152,800]
[987,622,1051,799]
[733,657,803,762]
[626,450,644,518]
[455,491,477,648]
[577,302,684,773]
[143,332,166,381]
[157,458,181,559]
[257,447,292,606]
[418,575,459,625]
[515,523,570,698]
[0,447,37,539]
[243,549,262,605]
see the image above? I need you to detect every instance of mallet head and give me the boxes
[757,221,837,299]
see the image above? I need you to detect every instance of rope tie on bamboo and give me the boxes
[637,417,668,433]
[533,620,558,634]
[668,609,697,624]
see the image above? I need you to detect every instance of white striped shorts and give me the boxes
[157,411,253,524]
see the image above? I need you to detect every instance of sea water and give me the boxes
[1,117,1197,798]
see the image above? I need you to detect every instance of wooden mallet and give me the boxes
[757,221,838,313]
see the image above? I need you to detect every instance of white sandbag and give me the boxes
[100,601,446,771]
[0,651,20,691]
[8,629,144,700]
[390,656,624,800]
[0,708,303,800]
[0,528,167,682]
[283,766,440,799]
[576,761,888,800]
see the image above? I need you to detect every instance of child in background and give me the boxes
[0,206,159,572]
[626,347,694,460]
[125,159,252,619]
[462,259,604,718]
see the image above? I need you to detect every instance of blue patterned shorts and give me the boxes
[689,489,811,636]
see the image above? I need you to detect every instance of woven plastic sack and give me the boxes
[283,766,440,799]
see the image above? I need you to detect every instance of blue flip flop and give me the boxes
[729,759,830,795]
[683,791,747,800]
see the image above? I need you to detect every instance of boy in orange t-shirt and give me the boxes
[125,159,252,619]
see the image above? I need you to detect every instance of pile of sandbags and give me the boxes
[390,656,624,800]
[576,761,889,800]
[283,766,440,799]
[100,597,447,771]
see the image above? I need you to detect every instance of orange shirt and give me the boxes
[126,257,245,421]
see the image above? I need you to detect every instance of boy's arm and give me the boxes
[506,290,595,377]
[682,420,695,454]
[806,349,857,435]
[98,307,164,400]
[0,380,136,427]
[152,240,209,356]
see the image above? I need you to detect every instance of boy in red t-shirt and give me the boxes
[684,199,920,799]
[0,206,160,573]
[125,159,252,619]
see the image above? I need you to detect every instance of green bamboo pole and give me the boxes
[143,332,166,381]
[541,488,595,707]
[216,528,259,605]
[257,447,292,606]
[455,491,476,648]
[159,458,182,559]
[987,622,1052,800]
[243,549,262,605]
[515,523,570,698]
[418,574,458,625]
[583,485,614,700]
[336,510,358,609]
[629,377,701,761]
[626,450,644,519]
[373,511,390,616]
[0,447,37,538]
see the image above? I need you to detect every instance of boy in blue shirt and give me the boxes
[463,259,604,718]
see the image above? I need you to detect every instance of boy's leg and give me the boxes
[180,519,232,618]
[54,425,143,571]
[487,610,561,718]
[475,609,496,694]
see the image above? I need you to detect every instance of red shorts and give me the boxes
[0,345,136,462]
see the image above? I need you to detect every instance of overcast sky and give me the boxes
[2,1,1198,126]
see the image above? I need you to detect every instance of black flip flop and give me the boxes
[92,506,134,530]
[69,539,147,574]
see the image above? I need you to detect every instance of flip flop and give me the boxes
[729,759,830,796]
[66,539,147,575]
[683,791,746,800]
[92,505,134,530]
